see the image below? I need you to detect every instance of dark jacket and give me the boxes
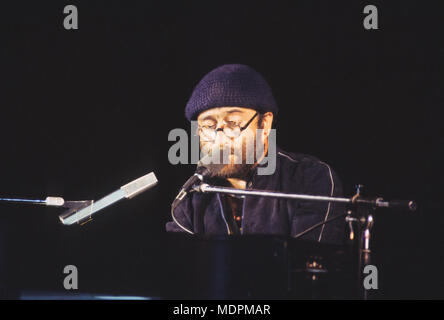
[166,147,346,244]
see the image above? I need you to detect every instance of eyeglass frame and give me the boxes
[197,112,259,141]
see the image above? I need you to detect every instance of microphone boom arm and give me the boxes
[193,183,416,211]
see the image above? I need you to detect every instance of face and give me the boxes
[197,107,272,179]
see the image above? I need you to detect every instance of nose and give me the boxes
[213,129,227,146]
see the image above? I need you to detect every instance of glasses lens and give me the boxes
[199,128,216,141]
[224,126,241,138]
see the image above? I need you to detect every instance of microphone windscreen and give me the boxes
[45,197,65,206]
[197,155,225,178]
[120,172,158,199]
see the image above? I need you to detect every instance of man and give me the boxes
[166,64,345,244]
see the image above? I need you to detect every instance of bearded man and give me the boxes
[166,64,345,244]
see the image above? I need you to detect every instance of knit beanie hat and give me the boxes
[185,64,278,121]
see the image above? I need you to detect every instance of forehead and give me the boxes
[197,107,256,121]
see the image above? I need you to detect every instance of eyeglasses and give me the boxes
[197,112,259,142]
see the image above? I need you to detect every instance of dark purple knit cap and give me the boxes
[185,64,278,121]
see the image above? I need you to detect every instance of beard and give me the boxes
[201,145,257,180]
[214,162,255,179]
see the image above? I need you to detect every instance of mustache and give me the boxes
[200,144,236,159]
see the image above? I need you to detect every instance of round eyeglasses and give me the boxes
[197,112,259,142]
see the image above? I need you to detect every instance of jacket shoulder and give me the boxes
[276,149,326,174]
[276,148,342,192]
[277,149,321,165]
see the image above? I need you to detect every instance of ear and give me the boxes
[261,112,274,138]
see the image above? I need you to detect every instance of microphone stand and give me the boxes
[0,197,92,212]
[0,197,94,224]
[192,182,416,300]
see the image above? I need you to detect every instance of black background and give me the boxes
[0,0,443,299]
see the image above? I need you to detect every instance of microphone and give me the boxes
[171,156,223,234]
[173,155,224,203]
[59,172,158,225]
